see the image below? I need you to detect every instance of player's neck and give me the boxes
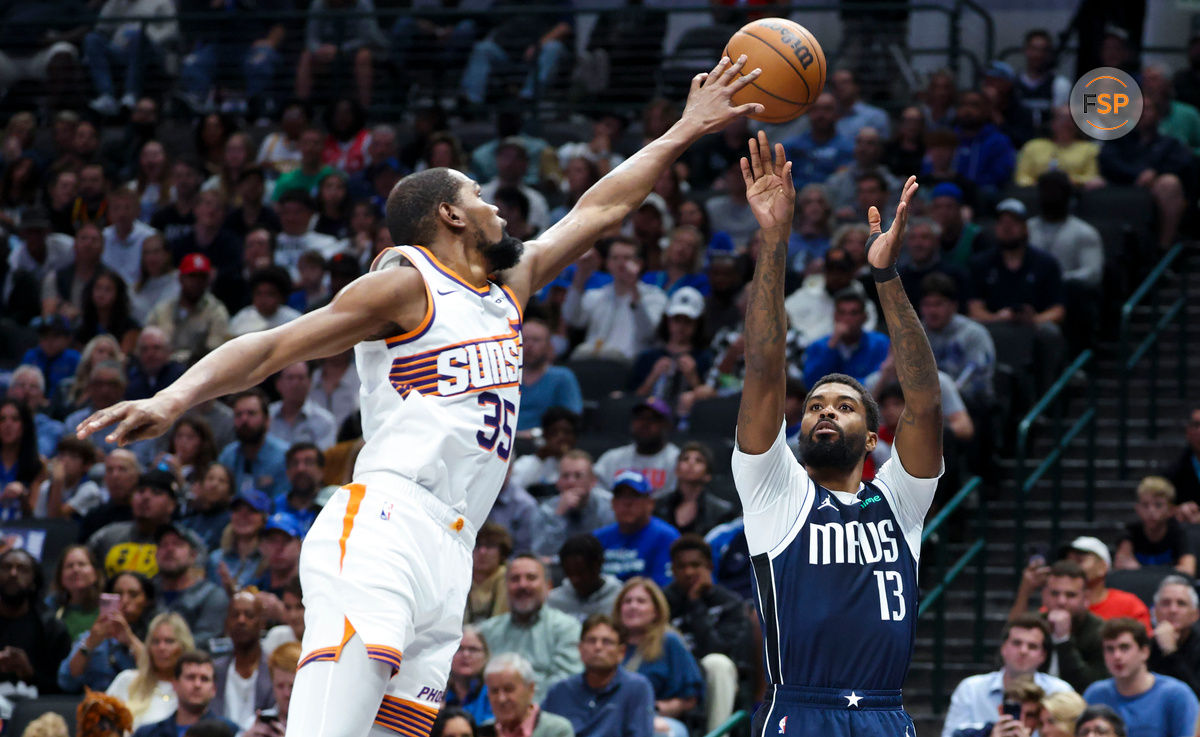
[427,236,492,289]
[806,465,863,495]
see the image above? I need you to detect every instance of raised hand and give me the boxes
[76,394,185,447]
[740,131,794,233]
[680,55,764,136]
[866,175,919,270]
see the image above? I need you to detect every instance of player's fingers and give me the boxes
[739,156,753,190]
[707,56,731,81]
[76,403,125,439]
[748,136,763,179]
[691,72,708,94]
[867,205,882,235]
[783,161,794,194]
[108,410,150,446]
[731,102,765,118]
[772,141,786,176]
[727,66,762,94]
[720,54,748,84]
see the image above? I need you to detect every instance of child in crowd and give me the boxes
[36,437,102,518]
[1114,476,1197,577]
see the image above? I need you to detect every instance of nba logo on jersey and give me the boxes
[777,716,787,734]
[380,502,393,521]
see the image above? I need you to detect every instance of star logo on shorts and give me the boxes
[844,692,862,708]
[817,496,837,512]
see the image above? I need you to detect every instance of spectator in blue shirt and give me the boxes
[58,571,156,693]
[784,93,855,190]
[594,471,680,588]
[444,626,494,726]
[217,390,289,500]
[131,651,239,737]
[543,614,655,737]
[831,69,892,141]
[254,513,303,596]
[641,226,711,297]
[1083,617,1200,737]
[517,318,583,433]
[271,442,325,533]
[206,487,268,594]
[802,291,891,388]
[952,91,1017,193]
[22,316,81,396]
[613,578,704,737]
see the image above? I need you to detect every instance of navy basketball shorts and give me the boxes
[751,685,917,737]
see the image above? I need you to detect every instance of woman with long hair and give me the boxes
[75,267,141,355]
[126,141,170,222]
[652,442,735,536]
[0,398,46,520]
[48,544,104,639]
[467,523,511,624]
[59,571,157,693]
[105,611,193,728]
[207,469,267,595]
[203,131,253,208]
[313,171,350,239]
[630,287,712,409]
[195,113,235,178]
[58,334,125,416]
[789,184,834,275]
[420,132,469,173]
[129,233,178,324]
[676,197,713,246]
[613,578,704,737]
[0,154,39,221]
[430,707,476,737]
[443,626,493,725]
[162,416,217,491]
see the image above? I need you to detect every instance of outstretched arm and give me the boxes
[502,56,764,302]
[868,177,943,478]
[736,132,794,455]
[77,268,428,446]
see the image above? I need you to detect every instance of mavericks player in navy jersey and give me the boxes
[733,132,941,737]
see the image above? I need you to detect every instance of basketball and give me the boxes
[723,18,827,123]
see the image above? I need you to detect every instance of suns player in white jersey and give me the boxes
[78,56,764,737]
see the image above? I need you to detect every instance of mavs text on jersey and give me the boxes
[733,423,940,737]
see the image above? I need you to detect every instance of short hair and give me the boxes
[493,186,530,221]
[907,216,942,239]
[921,273,959,301]
[297,249,327,271]
[108,186,138,204]
[1154,574,1199,608]
[175,649,215,679]
[1002,677,1045,704]
[669,534,713,564]
[476,521,514,560]
[1075,705,1127,737]
[268,641,301,675]
[562,448,594,465]
[1136,476,1175,504]
[541,406,581,434]
[431,708,476,737]
[1040,691,1087,734]
[785,377,808,400]
[832,288,867,312]
[581,613,628,645]
[856,172,888,191]
[280,577,303,600]
[1099,617,1150,648]
[1024,28,1053,46]
[285,441,325,468]
[55,435,98,465]
[558,533,604,566]
[508,552,544,575]
[876,382,904,405]
[231,388,270,415]
[1002,613,1051,652]
[237,165,265,185]
[804,373,881,434]
[11,364,46,393]
[90,360,128,387]
[22,712,69,737]
[484,652,535,684]
[386,168,464,247]
[249,266,293,298]
[677,441,714,475]
[276,188,315,211]
[1047,560,1087,583]
[182,720,237,737]
[603,235,642,260]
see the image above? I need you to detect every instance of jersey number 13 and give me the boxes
[873,570,906,621]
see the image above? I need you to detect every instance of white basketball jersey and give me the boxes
[353,245,523,528]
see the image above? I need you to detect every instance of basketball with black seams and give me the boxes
[724,18,826,123]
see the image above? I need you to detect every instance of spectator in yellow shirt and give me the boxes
[1014,105,1103,188]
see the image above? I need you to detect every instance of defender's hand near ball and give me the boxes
[866,175,919,272]
[680,55,765,136]
[741,131,794,234]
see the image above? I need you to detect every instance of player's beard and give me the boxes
[799,422,867,473]
[482,231,525,274]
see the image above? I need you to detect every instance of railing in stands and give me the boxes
[0,1,994,118]
[918,475,986,713]
[703,710,749,737]
[1013,349,1097,572]
[1118,242,1191,478]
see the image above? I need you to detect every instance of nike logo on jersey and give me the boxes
[435,336,523,395]
[817,495,837,511]
[809,519,899,565]
[437,288,455,295]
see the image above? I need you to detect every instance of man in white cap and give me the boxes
[1066,536,1152,631]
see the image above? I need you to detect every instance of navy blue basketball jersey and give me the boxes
[732,424,939,694]
[751,479,917,690]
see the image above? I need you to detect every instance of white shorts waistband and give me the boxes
[353,472,477,549]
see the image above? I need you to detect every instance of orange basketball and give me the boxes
[723,18,826,123]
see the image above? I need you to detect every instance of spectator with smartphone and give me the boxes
[243,641,300,737]
[59,571,157,693]
[948,678,1045,737]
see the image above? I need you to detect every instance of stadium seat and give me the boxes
[1076,186,1156,229]
[687,395,741,436]
[1106,566,1181,609]
[568,357,634,401]
[7,695,80,737]
[1,518,82,578]
[587,394,643,435]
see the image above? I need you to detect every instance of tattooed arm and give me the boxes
[867,177,943,478]
[736,132,795,455]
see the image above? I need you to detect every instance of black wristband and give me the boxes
[865,232,899,282]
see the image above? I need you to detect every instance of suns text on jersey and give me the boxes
[808,519,900,565]
[435,336,522,396]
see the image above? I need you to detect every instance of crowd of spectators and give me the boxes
[0,2,1197,737]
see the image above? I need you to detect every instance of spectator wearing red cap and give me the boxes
[145,253,231,365]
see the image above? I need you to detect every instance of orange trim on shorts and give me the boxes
[338,484,366,571]
[295,617,359,670]
[375,695,438,736]
[365,644,404,674]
